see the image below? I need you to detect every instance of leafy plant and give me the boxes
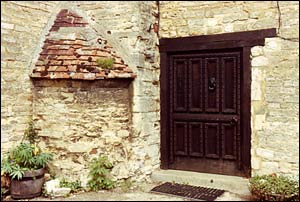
[96,58,114,69]
[60,178,83,193]
[249,173,299,201]
[87,156,115,191]
[22,120,38,144]
[1,121,53,180]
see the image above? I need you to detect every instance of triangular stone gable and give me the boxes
[30,9,135,80]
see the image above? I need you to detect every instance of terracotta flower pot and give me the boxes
[10,168,45,199]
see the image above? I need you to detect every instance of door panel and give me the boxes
[173,59,188,112]
[189,122,203,157]
[205,58,219,113]
[169,50,243,176]
[204,123,220,159]
[222,57,237,113]
[222,123,237,160]
[174,121,188,156]
[189,59,202,112]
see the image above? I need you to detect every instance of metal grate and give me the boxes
[150,182,225,201]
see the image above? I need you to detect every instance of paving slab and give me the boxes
[3,181,252,201]
[151,169,254,201]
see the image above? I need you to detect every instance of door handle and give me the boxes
[208,77,216,91]
[230,117,238,125]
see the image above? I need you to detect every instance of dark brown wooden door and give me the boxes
[168,50,244,176]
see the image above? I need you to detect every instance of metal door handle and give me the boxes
[230,117,238,125]
[208,77,216,91]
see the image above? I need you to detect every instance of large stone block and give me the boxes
[279,161,293,173]
[1,22,14,29]
[251,46,264,57]
[251,56,269,67]
[45,179,60,194]
[254,115,265,131]
[132,97,159,113]
[117,130,130,138]
[252,157,261,170]
[251,83,262,101]
[264,38,282,51]
[256,148,274,159]
[68,142,95,153]
[261,161,279,173]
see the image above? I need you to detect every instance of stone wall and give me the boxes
[1,1,60,152]
[159,1,299,176]
[1,1,298,182]
[1,1,160,182]
[74,1,161,181]
[32,79,135,185]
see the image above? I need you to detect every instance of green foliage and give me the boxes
[249,174,299,201]
[1,143,53,180]
[22,120,38,144]
[1,121,53,180]
[87,156,115,191]
[96,58,114,69]
[1,158,26,180]
[60,178,83,193]
[119,179,133,192]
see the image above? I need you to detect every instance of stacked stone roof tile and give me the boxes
[30,9,136,80]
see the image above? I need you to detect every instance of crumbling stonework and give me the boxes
[1,1,160,183]
[1,1,298,182]
[32,79,135,185]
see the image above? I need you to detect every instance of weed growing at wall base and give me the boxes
[60,178,83,193]
[87,155,115,191]
[249,173,299,201]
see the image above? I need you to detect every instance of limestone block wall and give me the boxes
[1,1,160,182]
[55,2,161,181]
[2,1,298,181]
[159,1,299,176]
[1,1,60,152]
[74,1,161,181]
[32,79,136,185]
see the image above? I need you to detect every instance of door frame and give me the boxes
[159,28,276,177]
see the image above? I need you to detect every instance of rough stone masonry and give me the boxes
[1,1,299,184]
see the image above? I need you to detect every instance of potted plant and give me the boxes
[249,173,299,201]
[1,121,53,199]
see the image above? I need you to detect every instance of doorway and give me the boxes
[159,28,276,177]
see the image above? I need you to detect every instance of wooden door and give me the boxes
[160,29,277,178]
[168,50,243,176]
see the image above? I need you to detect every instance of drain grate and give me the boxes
[150,182,225,201]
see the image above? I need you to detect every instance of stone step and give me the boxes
[151,169,251,197]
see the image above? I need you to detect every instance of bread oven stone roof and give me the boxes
[30,9,136,80]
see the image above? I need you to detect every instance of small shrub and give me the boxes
[60,178,82,193]
[249,173,299,201]
[96,58,114,69]
[87,156,115,191]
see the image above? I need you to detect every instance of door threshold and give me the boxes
[151,169,251,197]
